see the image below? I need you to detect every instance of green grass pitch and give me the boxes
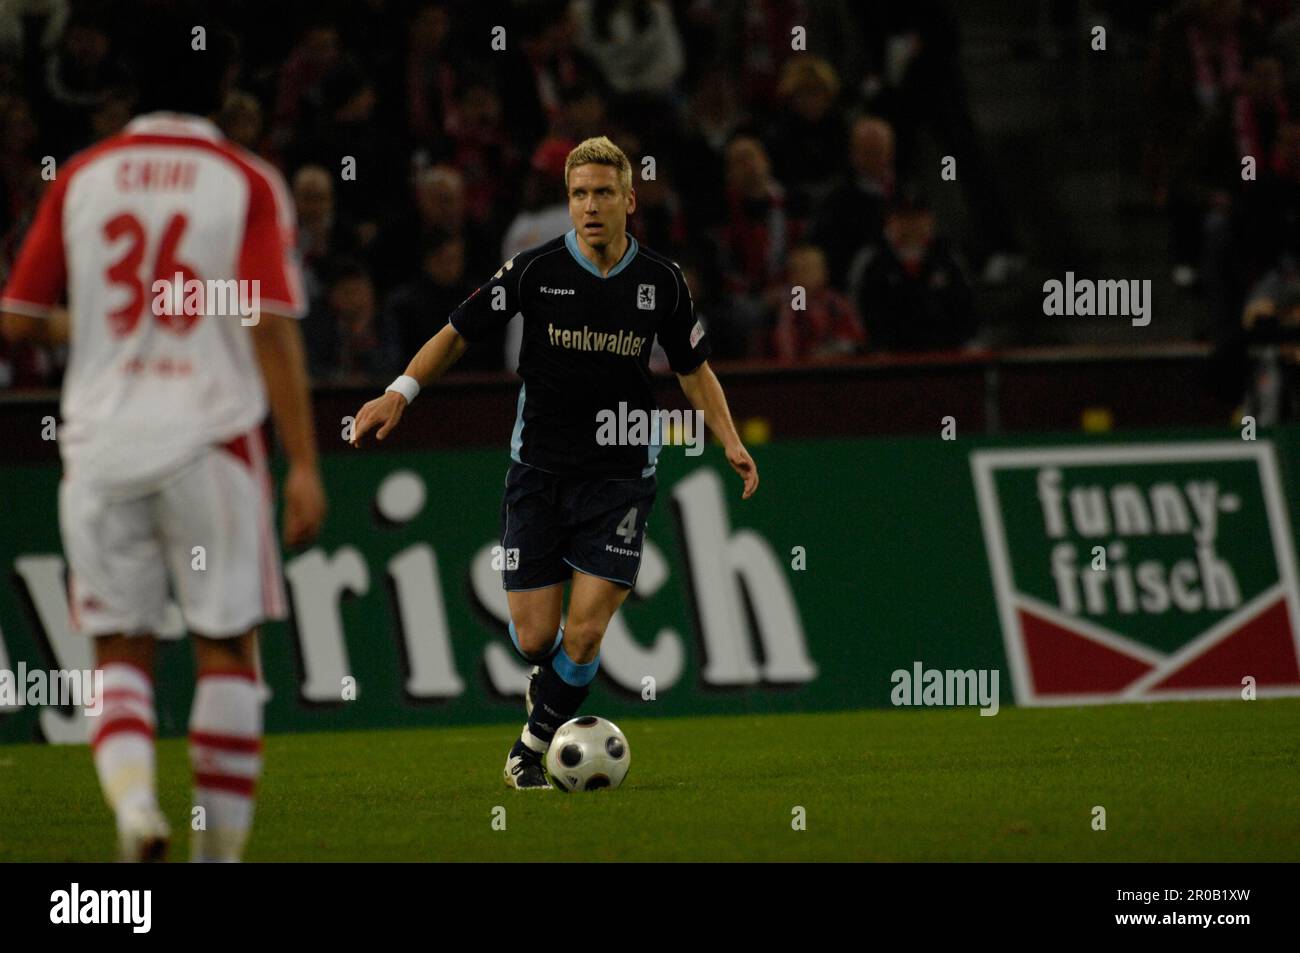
[2,699,1298,862]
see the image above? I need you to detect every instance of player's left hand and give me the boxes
[282,463,327,547]
[726,442,758,499]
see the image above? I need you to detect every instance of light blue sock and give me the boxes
[552,644,600,687]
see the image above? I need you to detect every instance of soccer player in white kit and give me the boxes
[0,27,325,861]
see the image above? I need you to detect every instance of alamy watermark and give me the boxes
[0,663,103,715]
[596,402,704,456]
[890,661,1000,715]
[1043,272,1151,327]
[50,883,150,933]
[151,273,261,326]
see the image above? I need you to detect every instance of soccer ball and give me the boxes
[545,716,631,792]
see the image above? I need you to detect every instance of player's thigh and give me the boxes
[93,633,157,671]
[59,478,169,636]
[506,584,566,652]
[500,462,570,592]
[563,474,656,590]
[565,571,632,659]
[158,433,285,637]
[192,628,259,672]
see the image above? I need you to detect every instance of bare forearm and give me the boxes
[1,308,67,346]
[678,361,742,449]
[252,313,318,469]
[404,322,468,386]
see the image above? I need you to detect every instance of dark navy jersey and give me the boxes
[449,229,710,478]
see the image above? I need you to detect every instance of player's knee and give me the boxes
[562,620,605,663]
[513,620,558,658]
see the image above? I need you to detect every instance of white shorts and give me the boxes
[60,428,287,638]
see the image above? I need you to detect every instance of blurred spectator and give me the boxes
[772,244,865,362]
[444,77,521,235]
[573,0,685,98]
[385,230,503,373]
[0,313,56,388]
[714,0,859,119]
[404,1,456,156]
[678,254,759,360]
[502,138,575,261]
[1242,117,1300,272]
[849,190,977,352]
[216,90,264,150]
[765,57,847,211]
[39,11,130,158]
[372,163,491,296]
[554,79,608,142]
[501,1,605,147]
[859,0,1022,283]
[270,20,342,158]
[810,115,894,291]
[1148,0,1251,220]
[1239,261,1300,423]
[614,124,687,254]
[89,85,133,142]
[292,163,365,321]
[673,68,750,231]
[0,93,42,233]
[717,133,800,310]
[502,138,576,370]
[287,54,396,241]
[304,259,399,384]
[632,169,687,255]
[1192,52,1296,340]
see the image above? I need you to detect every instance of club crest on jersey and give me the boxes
[637,284,655,310]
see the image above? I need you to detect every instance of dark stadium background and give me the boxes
[0,0,1287,423]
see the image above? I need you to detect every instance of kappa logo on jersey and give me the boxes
[637,284,655,310]
[970,441,1300,705]
[492,256,517,280]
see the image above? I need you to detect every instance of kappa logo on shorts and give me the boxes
[637,284,655,310]
[970,441,1300,705]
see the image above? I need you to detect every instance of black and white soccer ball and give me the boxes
[545,716,630,792]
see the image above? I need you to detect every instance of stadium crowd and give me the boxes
[0,0,1012,389]
[0,0,1295,397]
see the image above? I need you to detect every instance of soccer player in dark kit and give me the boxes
[351,136,758,788]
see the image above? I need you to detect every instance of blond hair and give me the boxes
[777,56,840,101]
[564,136,633,194]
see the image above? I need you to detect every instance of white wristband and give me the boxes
[386,375,420,405]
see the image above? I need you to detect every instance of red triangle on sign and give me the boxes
[1019,608,1155,695]
[1151,597,1300,690]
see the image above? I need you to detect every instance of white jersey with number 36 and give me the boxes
[2,112,304,491]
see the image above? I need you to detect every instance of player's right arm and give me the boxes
[1,173,69,345]
[242,159,326,547]
[350,254,521,447]
[251,310,326,546]
[349,323,468,445]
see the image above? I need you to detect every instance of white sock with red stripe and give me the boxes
[90,662,159,824]
[189,669,263,862]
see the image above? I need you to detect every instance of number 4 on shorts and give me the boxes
[615,507,638,544]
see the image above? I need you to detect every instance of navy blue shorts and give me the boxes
[499,462,656,590]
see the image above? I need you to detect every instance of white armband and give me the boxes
[385,374,420,405]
